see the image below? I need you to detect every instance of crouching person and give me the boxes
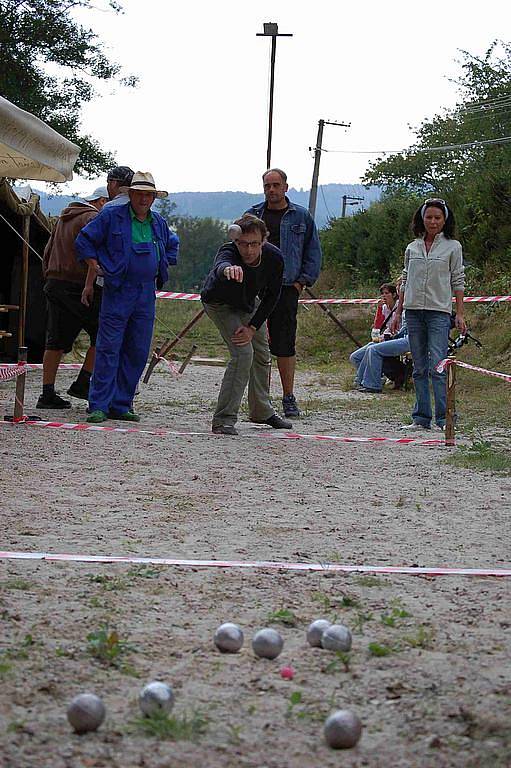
[76,172,178,423]
[201,214,292,435]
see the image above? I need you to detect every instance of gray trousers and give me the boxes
[203,302,274,428]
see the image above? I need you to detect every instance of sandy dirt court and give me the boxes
[0,363,510,768]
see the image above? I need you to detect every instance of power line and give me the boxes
[456,94,511,110]
[319,185,334,220]
[322,135,511,155]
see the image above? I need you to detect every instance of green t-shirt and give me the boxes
[129,206,154,243]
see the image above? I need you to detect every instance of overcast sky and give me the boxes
[69,0,508,197]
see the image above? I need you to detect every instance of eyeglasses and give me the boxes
[237,239,262,248]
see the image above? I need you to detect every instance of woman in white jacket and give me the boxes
[392,199,466,431]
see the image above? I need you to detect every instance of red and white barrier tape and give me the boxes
[0,419,445,445]
[155,355,181,376]
[0,549,508,577]
[0,362,83,372]
[436,358,511,383]
[156,291,511,305]
[0,364,27,381]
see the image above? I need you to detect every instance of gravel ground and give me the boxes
[0,363,509,768]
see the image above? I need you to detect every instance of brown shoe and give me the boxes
[212,424,238,435]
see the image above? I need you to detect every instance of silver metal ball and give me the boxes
[324,709,362,749]
[321,624,352,652]
[306,619,331,647]
[214,622,244,653]
[66,693,105,734]
[252,628,284,659]
[228,223,242,241]
[139,681,175,716]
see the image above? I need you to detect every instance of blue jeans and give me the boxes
[350,337,410,390]
[358,337,410,390]
[349,343,371,384]
[406,309,451,427]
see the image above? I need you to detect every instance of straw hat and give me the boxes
[128,171,168,199]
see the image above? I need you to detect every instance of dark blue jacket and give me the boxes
[75,203,178,289]
[245,198,321,286]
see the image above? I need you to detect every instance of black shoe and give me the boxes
[258,414,293,429]
[67,380,90,400]
[36,392,72,409]
[282,394,300,418]
[356,385,382,393]
[212,424,238,435]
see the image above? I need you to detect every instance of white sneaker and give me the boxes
[432,424,445,432]
[400,422,431,431]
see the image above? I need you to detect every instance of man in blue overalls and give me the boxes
[76,172,179,423]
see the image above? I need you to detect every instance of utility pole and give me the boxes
[341,194,364,218]
[308,119,350,219]
[257,22,292,168]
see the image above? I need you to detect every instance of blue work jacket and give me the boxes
[246,198,322,286]
[75,203,179,290]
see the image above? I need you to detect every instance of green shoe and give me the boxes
[109,410,140,423]
[86,410,108,424]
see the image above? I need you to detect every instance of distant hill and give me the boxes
[33,183,381,228]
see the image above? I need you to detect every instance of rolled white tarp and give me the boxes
[0,96,80,182]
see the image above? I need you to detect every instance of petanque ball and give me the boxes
[306,619,331,647]
[67,693,105,734]
[228,224,242,241]
[324,709,362,749]
[139,681,175,716]
[321,624,352,652]
[214,622,244,653]
[252,628,284,659]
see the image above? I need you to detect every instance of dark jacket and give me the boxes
[43,202,99,284]
[75,203,178,290]
[201,242,283,329]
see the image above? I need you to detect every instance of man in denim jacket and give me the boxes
[246,169,322,418]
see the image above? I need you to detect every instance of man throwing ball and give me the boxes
[201,214,292,435]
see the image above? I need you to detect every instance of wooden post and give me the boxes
[13,346,28,421]
[178,344,198,374]
[445,359,456,446]
[304,287,363,347]
[143,308,205,384]
[18,216,30,347]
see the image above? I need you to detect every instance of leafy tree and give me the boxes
[364,41,511,197]
[320,192,421,289]
[159,199,228,290]
[322,40,511,286]
[0,0,137,176]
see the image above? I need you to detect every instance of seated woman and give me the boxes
[355,324,410,393]
[350,283,399,384]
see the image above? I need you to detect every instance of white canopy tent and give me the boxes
[0,96,80,183]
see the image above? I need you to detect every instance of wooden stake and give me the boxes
[178,344,198,374]
[445,359,456,447]
[304,287,363,347]
[13,346,27,421]
[143,308,205,384]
